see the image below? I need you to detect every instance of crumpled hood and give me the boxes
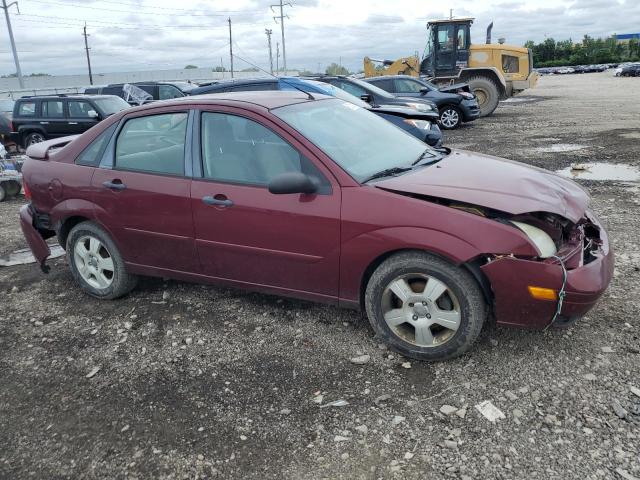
[375,149,590,223]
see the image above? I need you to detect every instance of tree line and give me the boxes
[524,35,640,67]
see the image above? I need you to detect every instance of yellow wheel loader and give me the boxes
[364,18,539,117]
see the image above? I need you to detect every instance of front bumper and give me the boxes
[459,99,480,122]
[19,204,52,272]
[480,212,614,329]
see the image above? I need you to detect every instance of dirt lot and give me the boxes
[1,72,639,480]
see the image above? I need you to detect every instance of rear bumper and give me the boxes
[481,213,614,329]
[19,204,51,272]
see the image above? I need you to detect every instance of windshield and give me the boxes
[350,77,395,99]
[273,98,431,182]
[94,96,131,115]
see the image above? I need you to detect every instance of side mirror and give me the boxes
[268,172,318,195]
[87,110,99,119]
[419,87,429,95]
[360,93,373,103]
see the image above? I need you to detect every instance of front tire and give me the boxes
[439,105,462,129]
[467,76,500,117]
[67,222,137,299]
[365,251,485,361]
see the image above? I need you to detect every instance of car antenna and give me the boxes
[231,53,316,100]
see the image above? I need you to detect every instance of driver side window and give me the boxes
[336,81,366,97]
[201,112,330,192]
[115,112,187,175]
[394,79,424,93]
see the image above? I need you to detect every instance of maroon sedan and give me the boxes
[19,92,613,361]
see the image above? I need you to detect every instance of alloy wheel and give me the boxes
[73,235,115,289]
[28,133,45,145]
[381,273,461,347]
[440,108,460,128]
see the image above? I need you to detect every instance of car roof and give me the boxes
[367,75,416,80]
[17,94,119,101]
[129,91,332,111]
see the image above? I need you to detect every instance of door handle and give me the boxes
[202,195,233,207]
[68,122,78,125]
[40,121,49,125]
[103,180,126,191]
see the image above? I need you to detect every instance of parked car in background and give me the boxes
[19,91,613,361]
[0,98,15,149]
[85,81,197,104]
[11,94,130,148]
[619,64,640,77]
[364,75,480,129]
[190,76,443,146]
[303,75,441,116]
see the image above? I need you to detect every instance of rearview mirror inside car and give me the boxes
[87,110,99,119]
[268,172,318,195]
[360,94,373,103]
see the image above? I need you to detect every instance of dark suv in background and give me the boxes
[11,94,130,148]
[365,75,480,129]
[85,81,197,104]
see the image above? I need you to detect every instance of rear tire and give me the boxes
[364,251,485,361]
[0,183,6,202]
[439,105,462,129]
[5,180,20,197]
[24,132,45,149]
[467,76,500,117]
[67,221,138,300]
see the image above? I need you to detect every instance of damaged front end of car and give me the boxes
[386,190,614,329]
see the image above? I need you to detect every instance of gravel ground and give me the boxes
[1,72,639,480]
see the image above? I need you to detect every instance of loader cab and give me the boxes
[420,18,472,77]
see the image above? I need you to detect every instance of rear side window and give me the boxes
[115,112,188,176]
[42,100,64,118]
[18,101,36,116]
[76,123,117,166]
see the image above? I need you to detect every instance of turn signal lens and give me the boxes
[528,286,557,301]
[23,181,31,200]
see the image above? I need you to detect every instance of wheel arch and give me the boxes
[460,68,507,97]
[57,215,92,249]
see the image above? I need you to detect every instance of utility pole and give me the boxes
[83,23,93,85]
[276,42,280,73]
[265,28,274,75]
[228,17,234,78]
[271,1,291,74]
[1,0,24,89]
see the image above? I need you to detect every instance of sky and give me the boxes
[0,0,638,76]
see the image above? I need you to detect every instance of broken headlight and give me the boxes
[510,221,558,258]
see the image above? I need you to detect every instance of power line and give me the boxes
[271,1,292,74]
[24,0,265,17]
[1,0,24,88]
[12,12,257,29]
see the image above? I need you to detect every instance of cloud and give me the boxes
[0,0,638,77]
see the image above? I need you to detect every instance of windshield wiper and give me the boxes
[412,148,443,166]
[362,166,413,183]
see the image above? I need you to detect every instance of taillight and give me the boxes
[23,180,31,200]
